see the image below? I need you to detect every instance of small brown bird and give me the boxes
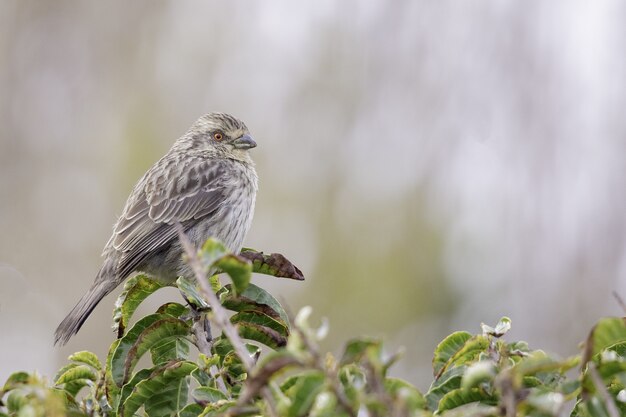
[55,113,258,345]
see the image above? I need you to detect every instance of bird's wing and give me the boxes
[111,157,228,278]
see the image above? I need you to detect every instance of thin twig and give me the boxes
[190,315,229,396]
[587,362,620,417]
[612,291,626,315]
[175,224,279,417]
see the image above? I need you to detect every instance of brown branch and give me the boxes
[587,362,620,417]
[190,314,229,397]
[175,224,278,417]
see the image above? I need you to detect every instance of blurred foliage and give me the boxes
[3,241,626,416]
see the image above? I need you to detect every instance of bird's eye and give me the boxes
[213,132,224,141]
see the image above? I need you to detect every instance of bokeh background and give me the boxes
[1,1,625,390]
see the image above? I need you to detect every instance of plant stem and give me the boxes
[588,362,620,417]
[176,224,279,417]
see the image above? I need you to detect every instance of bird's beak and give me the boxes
[233,134,257,150]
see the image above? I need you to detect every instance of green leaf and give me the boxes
[232,310,288,337]
[144,374,190,417]
[111,313,190,386]
[221,283,290,327]
[437,387,497,412]
[113,274,168,337]
[55,364,96,385]
[432,332,472,377]
[384,378,426,411]
[212,337,261,362]
[240,248,305,281]
[176,275,212,309]
[512,351,579,379]
[200,238,229,268]
[283,370,327,417]
[191,368,212,387]
[116,367,152,411]
[1,371,29,393]
[340,338,382,366]
[338,365,366,407]
[119,360,196,417]
[235,318,288,349]
[156,301,190,318]
[68,351,102,371]
[425,366,465,411]
[105,339,122,407]
[179,403,205,417]
[151,336,191,365]
[193,387,228,403]
[199,400,243,416]
[212,337,261,385]
[62,379,93,399]
[584,317,626,365]
[461,361,496,390]
[216,254,252,297]
[6,390,27,413]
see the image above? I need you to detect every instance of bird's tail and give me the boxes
[54,266,117,345]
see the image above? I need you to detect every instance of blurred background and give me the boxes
[1,1,625,390]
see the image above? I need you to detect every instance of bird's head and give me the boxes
[179,112,257,160]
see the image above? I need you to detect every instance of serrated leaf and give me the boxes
[236,320,287,349]
[222,283,290,327]
[62,379,93,399]
[111,314,190,386]
[240,248,305,281]
[68,351,102,371]
[151,336,191,365]
[144,374,190,417]
[424,366,465,411]
[437,387,497,412]
[119,360,196,417]
[116,368,152,411]
[113,274,168,337]
[231,311,289,338]
[432,332,472,377]
[55,364,96,385]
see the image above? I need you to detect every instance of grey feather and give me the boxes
[54,112,258,345]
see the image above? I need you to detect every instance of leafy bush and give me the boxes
[2,239,626,417]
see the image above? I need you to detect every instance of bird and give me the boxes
[54,112,258,345]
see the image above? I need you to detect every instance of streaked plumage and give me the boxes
[55,113,258,345]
